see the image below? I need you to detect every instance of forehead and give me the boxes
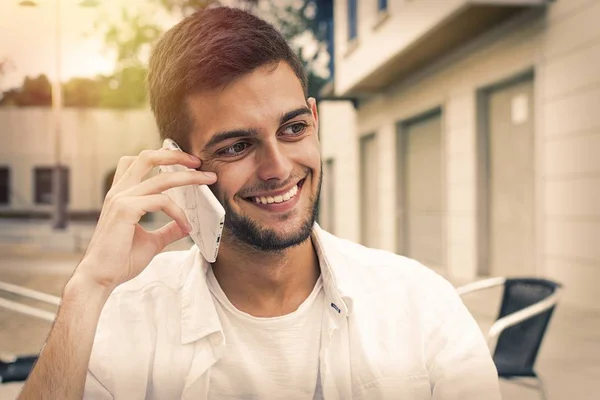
[186,62,307,147]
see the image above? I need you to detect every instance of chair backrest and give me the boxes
[493,278,561,375]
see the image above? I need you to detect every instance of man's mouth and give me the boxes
[245,179,305,205]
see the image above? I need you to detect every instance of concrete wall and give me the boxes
[321,0,600,310]
[0,108,161,212]
[318,100,360,243]
[334,0,468,95]
[539,0,600,309]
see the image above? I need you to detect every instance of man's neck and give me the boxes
[210,237,321,318]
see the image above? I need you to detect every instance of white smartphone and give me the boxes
[158,138,225,262]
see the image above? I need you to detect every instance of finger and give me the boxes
[151,220,190,251]
[123,170,217,198]
[112,156,136,188]
[119,149,202,187]
[112,194,191,232]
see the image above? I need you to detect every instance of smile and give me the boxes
[246,179,305,205]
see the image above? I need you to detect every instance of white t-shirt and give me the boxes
[206,266,325,400]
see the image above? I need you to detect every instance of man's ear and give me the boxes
[307,97,319,136]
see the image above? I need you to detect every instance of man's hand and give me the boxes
[77,148,217,291]
[17,148,217,400]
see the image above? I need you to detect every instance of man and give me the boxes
[19,7,501,400]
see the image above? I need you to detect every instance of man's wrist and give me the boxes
[64,265,114,307]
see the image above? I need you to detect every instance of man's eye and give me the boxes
[282,122,307,136]
[218,142,250,157]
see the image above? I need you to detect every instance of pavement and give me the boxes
[0,217,188,256]
[0,230,598,399]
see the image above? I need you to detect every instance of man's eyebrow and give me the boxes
[203,128,259,151]
[280,107,312,125]
[202,106,312,151]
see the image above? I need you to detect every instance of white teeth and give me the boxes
[253,183,300,205]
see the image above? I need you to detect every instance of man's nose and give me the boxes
[255,140,293,182]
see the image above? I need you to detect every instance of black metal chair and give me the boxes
[0,281,59,384]
[457,277,562,400]
[0,355,38,383]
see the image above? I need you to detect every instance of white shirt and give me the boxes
[84,225,501,400]
[206,267,325,400]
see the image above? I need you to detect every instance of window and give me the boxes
[34,166,70,205]
[0,167,9,205]
[360,134,379,247]
[378,0,388,11]
[319,159,336,233]
[348,0,357,40]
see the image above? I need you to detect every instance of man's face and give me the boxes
[187,62,322,252]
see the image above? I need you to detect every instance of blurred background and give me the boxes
[1,0,599,399]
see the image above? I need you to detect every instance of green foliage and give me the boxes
[63,77,100,108]
[97,66,148,108]
[17,75,52,106]
[95,0,332,102]
[0,74,52,107]
[102,9,163,70]
[0,0,333,109]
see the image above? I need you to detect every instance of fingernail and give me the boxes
[189,154,201,162]
[203,171,217,179]
[186,222,193,233]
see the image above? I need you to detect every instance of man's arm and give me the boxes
[18,269,111,400]
[425,276,502,399]
[15,149,216,399]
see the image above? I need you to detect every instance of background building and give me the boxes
[0,108,175,253]
[318,0,600,310]
[0,108,159,218]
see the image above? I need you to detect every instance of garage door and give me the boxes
[399,111,445,271]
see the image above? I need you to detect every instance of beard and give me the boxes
[220,167,322,252]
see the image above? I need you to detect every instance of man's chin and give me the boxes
[224,211,315,252]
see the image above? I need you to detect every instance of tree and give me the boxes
[94,0,333,108]
[258,0,333,96]
[0,74,52,107]
[63,77,101,108]
[97,66,147,108]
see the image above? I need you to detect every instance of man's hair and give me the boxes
[147,6,307,151]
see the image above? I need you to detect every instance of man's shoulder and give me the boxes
[323,232,461,328]
[324,232,447,286]
[321,231,455,304]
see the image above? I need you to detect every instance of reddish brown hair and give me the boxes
[147,6,307,151]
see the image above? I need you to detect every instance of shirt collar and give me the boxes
[179,224,358,344]
[311,224,357,319]
[179,246,223,345]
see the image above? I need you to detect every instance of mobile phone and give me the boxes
[158,138,225,262]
